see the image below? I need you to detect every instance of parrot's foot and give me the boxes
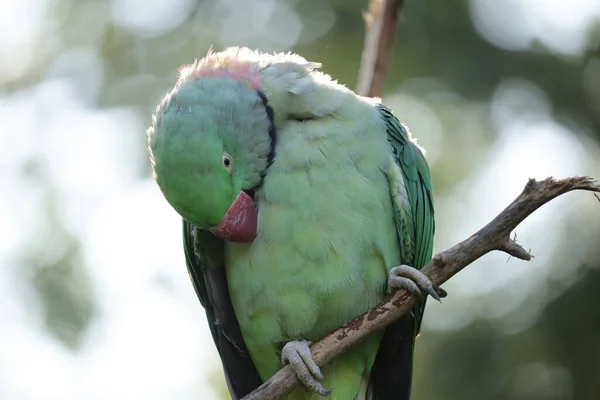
[387,265,447,302]
[281,340,331,397]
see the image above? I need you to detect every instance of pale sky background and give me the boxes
[1,0,599,398]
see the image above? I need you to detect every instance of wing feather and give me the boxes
[182,220,262,399]
[369,104,435,400]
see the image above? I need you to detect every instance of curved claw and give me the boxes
[281,340,331,396]
[426,285,441,302]
[387,265,445,303]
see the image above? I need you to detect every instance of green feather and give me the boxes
[154,47,436,399]
[377,104,435,334]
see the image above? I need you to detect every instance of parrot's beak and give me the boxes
[210,191,258,243]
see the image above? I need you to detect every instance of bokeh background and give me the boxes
[1,0,600,399]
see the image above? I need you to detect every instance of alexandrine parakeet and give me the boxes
[148,48,442,400]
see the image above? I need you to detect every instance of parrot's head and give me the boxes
[147,56,275,243]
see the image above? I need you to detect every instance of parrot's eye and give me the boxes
[222,152,233,173]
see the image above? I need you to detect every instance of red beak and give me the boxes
[209,191,258,243]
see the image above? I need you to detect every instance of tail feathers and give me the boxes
[367,315,416,400]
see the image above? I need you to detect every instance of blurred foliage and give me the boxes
[16,161,96,351]
[2,0,600,399]
[414,267,600,400]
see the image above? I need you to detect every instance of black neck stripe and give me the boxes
[256,90,276,173]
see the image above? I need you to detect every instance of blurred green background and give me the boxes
[1,0,600,399]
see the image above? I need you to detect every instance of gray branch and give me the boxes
[355,0,406,98]
[241,3,600,400]
[241,177,600,400]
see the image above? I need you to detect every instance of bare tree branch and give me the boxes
[242,177,600,400]
[355,0,406,97]
[240,3,600,400]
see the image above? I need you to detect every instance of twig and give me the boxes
[242,177,600,400]
[355,0,406,97]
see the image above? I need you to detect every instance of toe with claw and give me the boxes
[281,340,331,396]
[387,264,447,302]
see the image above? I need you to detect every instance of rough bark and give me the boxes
[242,177,600,400]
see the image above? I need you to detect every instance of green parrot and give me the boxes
[148,48,441,400]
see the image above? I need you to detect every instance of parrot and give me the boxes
[147,47,442,400]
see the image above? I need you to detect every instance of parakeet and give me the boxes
[148,47,440,400]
